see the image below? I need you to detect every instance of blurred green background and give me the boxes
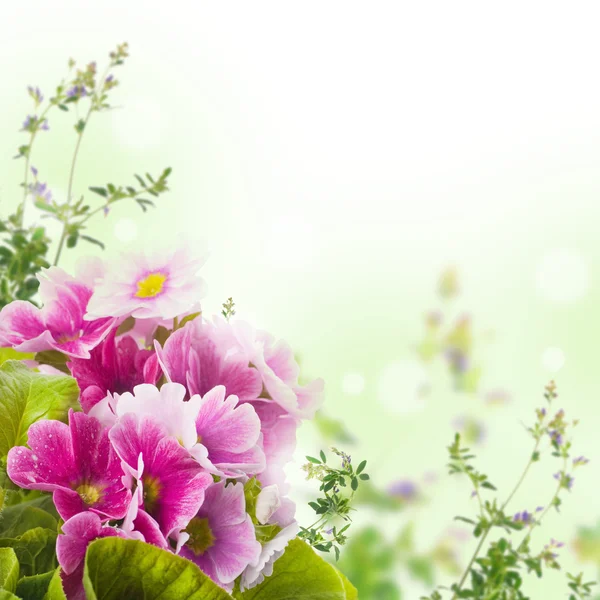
[2,3,600,597]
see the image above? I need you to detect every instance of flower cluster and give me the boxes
[0,246,324,594]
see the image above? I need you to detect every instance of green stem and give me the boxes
[54,65,111,266]
[19,105,52,228]
[451,437,541,600]
[516,454,568,552]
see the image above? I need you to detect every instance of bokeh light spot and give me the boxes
[342,372,365,395]
[541,346,566,373]
[377,358,429,414]
[536,249,590,304]
[114,218,138,243]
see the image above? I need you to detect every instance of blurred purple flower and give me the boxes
[513,510,533,525]
[66,85,88,98]
[28,181,52,204]
[388,479,418,501]
[27,86,43,104]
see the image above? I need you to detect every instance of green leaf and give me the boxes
[335,567,358,600]
[33,351,70,375]
[0,349,34,367]
[88,187,107,198]
[0,496,58,538]
[234,539,356,599]
[0,548,19,593]
[0,591,20,599]
[0,361,80,459]
[44,568,66,600]
[83,537,233,600]
[15,569,55,599]
[0,528,57,577]
[80,235,105,250]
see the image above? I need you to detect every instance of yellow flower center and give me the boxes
[76,483,101,505]
[142,475,162,514]
[135,272,167,298]
[184,517,215,555]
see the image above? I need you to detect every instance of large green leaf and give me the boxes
[0,360,79,459]
[0,528,57,578]
[0,497,58,538]
[0,548,19,593]
[336,568,358,600]
[0,591,20,599]
[15,569,54,599]
[44,568,66,600]
[83,538,233,600]
[234,539,357,600]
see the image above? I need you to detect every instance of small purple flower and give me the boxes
[66,85,88,98]
[27,86,43,104]
[30,166,38,177]
[22,115,34,130]
[573,456,589,467]
[106,75,114,83]
[103,205,110,217]
[535,506,544,512]
[549,430,563,446]
[513,510,533,525]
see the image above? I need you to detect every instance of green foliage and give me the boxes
[83,537,232,600]
[0,361,79,459]
[15,569,55,599]
[221,297,236,322]
[0,43,172,306]
[0,528,57,578]
[0,495,59,539]
[0,222,50,308]
[336,527,401,600]
[0,548,20,593]
[233,539,356,600]
[422,382,595,599]
[300,448,369,560]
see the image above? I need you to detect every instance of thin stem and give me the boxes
[19,104,52,228]
[54,65,111,266]
[516,454,568,552]
[451,529,491,599]
[451,437,542,600]
[501,438,541,512]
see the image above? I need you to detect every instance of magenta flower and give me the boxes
[0,267,114,359]
[109,412,212,539]
[68,329,159,413]
[213,318,324,419]
[85,246,207,320]
[57,511,125,576]
[155,319,262,401]
[94,383,202,450]
[179,481,260,589]
[191,385,265,477]
[7,410,130,522]
[57,512,126,600]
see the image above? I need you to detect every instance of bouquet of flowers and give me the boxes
[0,247,359,599]
[0,43,360,600]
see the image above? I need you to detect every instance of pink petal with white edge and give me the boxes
[109,413,212,539]
[57,512,123,575]
[0,300,51,351]
[115,383,201,450]
[195,386,260,454]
